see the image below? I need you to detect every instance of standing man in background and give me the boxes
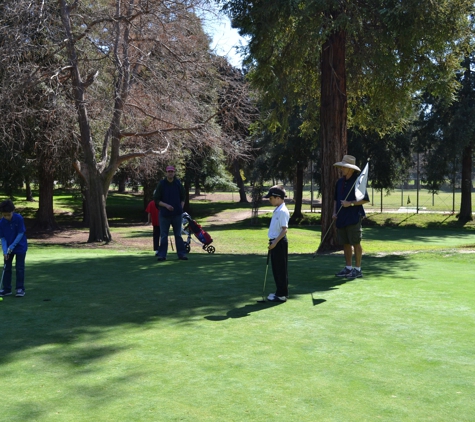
[333,155,370,279]
[153,165,187,261]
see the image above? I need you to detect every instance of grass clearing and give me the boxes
[1,246,474,421]
[1,192,474,421]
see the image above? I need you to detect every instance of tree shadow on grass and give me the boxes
[0,252,415,364]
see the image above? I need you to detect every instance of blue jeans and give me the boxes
[2,253,26,292]
[158,214,186,259]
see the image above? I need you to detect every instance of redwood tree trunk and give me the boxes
[458,144,473,222]
[318,29,348,252]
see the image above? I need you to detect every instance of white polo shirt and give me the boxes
[268,203,290,239]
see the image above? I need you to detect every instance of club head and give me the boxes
[256,299,266,303]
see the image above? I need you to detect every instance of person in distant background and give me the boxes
[153,165,187,261]
[145,200,160,256]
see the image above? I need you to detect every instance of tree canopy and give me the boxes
[219,0,473,249]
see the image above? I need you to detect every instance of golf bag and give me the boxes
[182,212,215,254]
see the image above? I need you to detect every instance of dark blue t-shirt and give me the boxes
[334,173,369,228]
[0,213,28,254]
[153,178,185,217]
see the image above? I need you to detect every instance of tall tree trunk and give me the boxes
[289,162,304,224]
[318,30,348,252]
[184,177,191,213]
[118,174,127,193]
[194,175,201,195]
[232,159,248,203]
[61,0,112,242]
[142,179,156,209]
[87,172,111,242]
[458,144,473,222]
[34,163,59,231]
[25,176,34,202]
[81,185,90,227]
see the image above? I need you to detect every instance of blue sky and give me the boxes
[202,10,248,68]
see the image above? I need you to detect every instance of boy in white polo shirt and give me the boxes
[264,186,290,302]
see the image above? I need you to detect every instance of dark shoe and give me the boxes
[346,268,363,279]
[157,257,166,262]
[335,267,352,277]
[0,289,12,297]
[267,293,287,302]
[178,256,188,260]
[15,289,25,297]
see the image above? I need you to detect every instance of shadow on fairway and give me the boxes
[204,301,283,321]
[0,251,416,364]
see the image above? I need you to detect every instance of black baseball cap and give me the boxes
[264,187,286,199]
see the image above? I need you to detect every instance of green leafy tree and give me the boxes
[415,54,475,222]
[219,0,472,249]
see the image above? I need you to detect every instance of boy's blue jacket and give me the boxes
[0,213,28,254]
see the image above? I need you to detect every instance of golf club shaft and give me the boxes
[0,262,6,290]
[261,250,270,300]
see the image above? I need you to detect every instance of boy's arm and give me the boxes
[268,227,287,250]
[7,233,24,254]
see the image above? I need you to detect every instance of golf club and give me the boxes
[0,261,6,292]
[257,250,270,303]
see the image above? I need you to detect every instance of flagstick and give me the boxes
[312,160,369,258]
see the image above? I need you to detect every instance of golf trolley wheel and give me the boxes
[185,244,191,253]
[206,245,215,254]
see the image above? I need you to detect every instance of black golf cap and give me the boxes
[264,187,286,199]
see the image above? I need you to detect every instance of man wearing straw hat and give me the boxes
[333,155,369,279]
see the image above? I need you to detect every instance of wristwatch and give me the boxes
[351,202,355,206]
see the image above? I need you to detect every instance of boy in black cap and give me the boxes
[264,185,290,302]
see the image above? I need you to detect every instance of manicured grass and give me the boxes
[1,242,474,421]
[1,192,475,421]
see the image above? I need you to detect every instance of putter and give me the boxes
[257,251,270,303]
[0,261,6,291]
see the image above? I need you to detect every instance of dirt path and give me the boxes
[28,194,258,248]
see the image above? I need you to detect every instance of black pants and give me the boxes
[270,237,288,297]
[152,225,161,251]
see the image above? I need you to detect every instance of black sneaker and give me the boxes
[157,257,166,262]
[178,256,188,261]
[346,268,363,279]
[0,289,12,297]
[335,267,352,277]
[15,289,25,297]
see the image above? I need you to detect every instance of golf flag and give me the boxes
[355,162,369,202]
